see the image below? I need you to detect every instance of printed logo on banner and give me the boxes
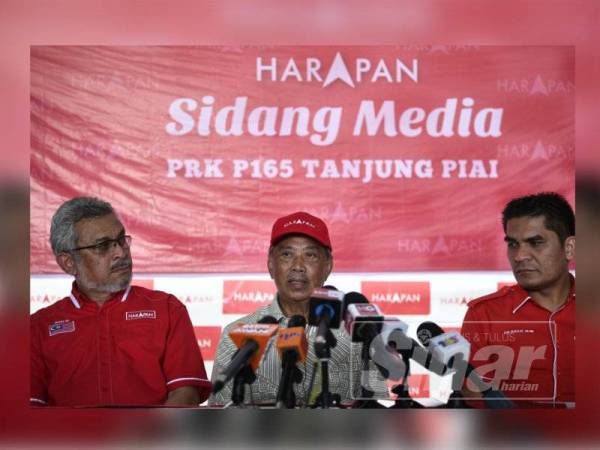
[179,294,217,304]
[496,74,574,96]
[397,235,484,256]
[194,326,222,361]
[223,237,269,256]
[311,202,383,225]
[497,140,573,161]
[255,52,419,88]
[427,45,481,54]
[222,280,276,314]
[31,293,63,305]
[361,281,431,315]
[386,374,430,399]
[439,296,471,306]
[68,70,159,92]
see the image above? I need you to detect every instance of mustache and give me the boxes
[111,259,132,271]
[288,274,308,282]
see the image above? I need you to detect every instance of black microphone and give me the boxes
[308,287,344,353]
[308,286,344,408]
[212,315,279,394]
[343,291,385,343]
[275,315,307,408]
[341,292,414,407]
[416,321,516,408]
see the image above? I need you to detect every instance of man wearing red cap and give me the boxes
[209,211,360,407]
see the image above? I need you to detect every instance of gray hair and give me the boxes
[50,197,115,255]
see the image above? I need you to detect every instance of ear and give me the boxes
[564,236,576,261]
[322,256,333,283]
[56,253,77,276]
[267,253,275,279]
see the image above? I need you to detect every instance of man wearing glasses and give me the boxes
[30,197,211,407]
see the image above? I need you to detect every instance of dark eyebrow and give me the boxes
[524,235,545,243]
[504,235,544,244]
[277,245,320,252]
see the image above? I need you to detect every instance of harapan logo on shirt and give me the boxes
[125,310,157,320]
[49,320,75,336]
[502,329,535,336]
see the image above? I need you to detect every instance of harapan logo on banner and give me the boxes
[30,46,574,274]
[361,281,431,315]
[222,280,276,314]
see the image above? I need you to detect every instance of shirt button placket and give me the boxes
[98,306,111,404]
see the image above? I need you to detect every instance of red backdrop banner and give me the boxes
[30,46,574,273]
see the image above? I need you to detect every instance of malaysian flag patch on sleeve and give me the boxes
[49,320,76,336]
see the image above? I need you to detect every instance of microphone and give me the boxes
[308,287,344,408]
[343,291,384,343]
[212,315,279,394]
[308,287,344,352]
[275,315,308,408]
[341,292,413,406]
[416,321,516,408]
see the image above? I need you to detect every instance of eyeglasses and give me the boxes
[70,235,132,255]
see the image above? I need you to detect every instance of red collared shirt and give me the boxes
[31,283,211,406]
[461,277,575,407]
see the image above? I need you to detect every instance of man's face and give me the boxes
[505,215,575,292]
[60,213,133,298]
[267,235,332,309]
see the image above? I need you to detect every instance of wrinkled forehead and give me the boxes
[271,234,325,252]
[74,213,124,243]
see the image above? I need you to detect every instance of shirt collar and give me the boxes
[264,295,287,325]
[69,281,131,309]
[512,273,576,315]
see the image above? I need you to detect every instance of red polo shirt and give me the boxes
[461,277,575,407]
[31,283,211,406]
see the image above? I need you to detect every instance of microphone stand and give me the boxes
[230,363,256,407]
[352,342,388,409]
[388,351,422,408]
[314,327,338,408]
[276,355,303,409]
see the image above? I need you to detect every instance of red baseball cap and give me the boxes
[270,211,332,250]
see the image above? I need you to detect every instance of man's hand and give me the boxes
[164,386,200,406]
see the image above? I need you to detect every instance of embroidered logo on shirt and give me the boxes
[125,310,157,320]
[49,320,75,336]
[502,329,535,335]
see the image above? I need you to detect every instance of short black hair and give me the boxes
[502,192,575,243]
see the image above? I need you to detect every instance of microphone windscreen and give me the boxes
[258,315,279,324]
[287,314,306,328]
[342,291,369,317]
[276,315,308,362]
[416,321,445,346]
